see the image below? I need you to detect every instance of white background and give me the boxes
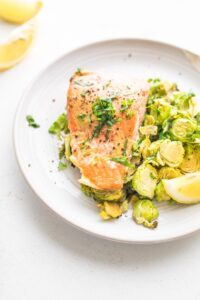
[1,0,200,299]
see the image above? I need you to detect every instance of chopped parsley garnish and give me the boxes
[48,113,69,136]
[77,113,86,120]
[80,139,89,150]
[111,156,134,168]
[92,97,121,139]
[120,98,134,112]
[126,111,134,119]
[26,115,40,128]
[148,78,161,83]
[122,139,128,156]
[76,67,82,74]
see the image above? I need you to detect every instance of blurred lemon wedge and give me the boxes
[0,0,42,24]
[163,172,200,204]
[0,20,35,71]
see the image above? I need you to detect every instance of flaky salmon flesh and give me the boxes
[67,70,150,190]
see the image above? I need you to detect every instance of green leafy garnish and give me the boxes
[148,78,161,83]
[111,156,134,168]
[76,67,82,74]
[126,111,134,119]
[122,139,128,156]
[120,98,134,112]
[48,113,69,136]
[58,161,67,170]
[77,113,86,120]
[92,97,121,138]
[26,115,40,128]
[172,91,195,111]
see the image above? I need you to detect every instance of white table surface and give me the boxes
[1,0,200,299]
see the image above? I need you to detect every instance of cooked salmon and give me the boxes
[67,70,150,190]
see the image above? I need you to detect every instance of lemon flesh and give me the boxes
[0,0,42,24]
[0,21,35,71]
[163,172,200,204]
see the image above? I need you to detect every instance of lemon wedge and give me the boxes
[0,0,42,24]
[163,172,200,204]
[0,20,36,71]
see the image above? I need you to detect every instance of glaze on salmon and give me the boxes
[67,71,150,190]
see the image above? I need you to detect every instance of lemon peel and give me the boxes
[0,0,42,24]
[163,172,200,204]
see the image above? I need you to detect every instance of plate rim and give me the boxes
[13,37,200,244]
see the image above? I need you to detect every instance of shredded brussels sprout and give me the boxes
[48,77,200,229]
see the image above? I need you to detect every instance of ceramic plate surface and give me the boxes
[14,39,200,243]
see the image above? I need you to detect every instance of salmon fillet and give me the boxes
[67,70,150,190]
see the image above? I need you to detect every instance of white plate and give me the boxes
[14,39,200,244]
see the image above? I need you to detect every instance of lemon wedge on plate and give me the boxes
[0,0,42,24]
[0,20,35,71]
[163,172,200,204]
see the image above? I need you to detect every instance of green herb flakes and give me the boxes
[111,156,134,168]
[77,113,86,120]
[26,115,40,128]
[120,98,134,112]
[92,97,121,139]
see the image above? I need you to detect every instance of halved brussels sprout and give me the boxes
[195,112,200,123]
[129,194,140,205]
[158,167,182,179]
[159,140,185,167]
[81,184,94,197]
[170,118,197,142]
[140,137,151,159]
[150,102,172,125]
[144,115,155,125]
[139,125,158,136]
[180,144,200,173]
[155,181,171,202]
[132,199,159,229]
[121,200,129,213]
[144,140,164,167]
[156,151,165,166]
[99,200,128,220]
[172,91,196,116]
[148,79,176,103]
[102,202,122,218]
[132,163,158,198]
[146,140,163,157]
[125,168,136,183]
[94,189,126,202]
[148,80,167,101]
[81,185,126,202]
